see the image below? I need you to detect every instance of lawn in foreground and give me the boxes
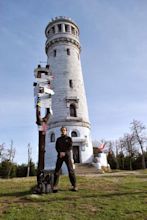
[0,171,147,220]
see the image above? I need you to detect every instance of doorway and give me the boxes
[73,146,80,163]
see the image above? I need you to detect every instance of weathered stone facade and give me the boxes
[44,16,93,171]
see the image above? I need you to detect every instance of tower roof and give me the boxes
[45,16,79,36]
[45,16,81,53]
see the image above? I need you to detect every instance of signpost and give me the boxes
[33,64,54,193]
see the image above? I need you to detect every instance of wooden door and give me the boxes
[73,146,80,163]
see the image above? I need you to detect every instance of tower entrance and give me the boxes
[73,146,80,163]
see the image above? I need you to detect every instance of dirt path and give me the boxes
[77,170,147,177]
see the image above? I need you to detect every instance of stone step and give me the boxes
[75,163,98,175]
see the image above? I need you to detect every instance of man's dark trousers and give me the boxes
[54,154,76,187]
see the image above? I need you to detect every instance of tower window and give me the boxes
[69,79,73,88]
[50,133,55,142]
[70,104,77,117]
[71,131,78,137]
[71,27,75,35]
[53,49,56,57]
[65,24,68,32]
[52,26,55,34]
[67,48,70,55]
[58,24,62,32]
[46,64,49,69]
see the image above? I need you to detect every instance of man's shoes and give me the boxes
[53,186,58,193]
[71,186,78,192]
[53,186,78,193]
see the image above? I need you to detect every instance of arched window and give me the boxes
[67,48,70,55]
[70,104,77,117]
[71,131,78,137]
[53,49,56,57]
[50,133,55,142]
[65,24,68,32]
[58,24,62,32]
[71,26,75,35]
[52,26,55,34]
[69,79,73,88]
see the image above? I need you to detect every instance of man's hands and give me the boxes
[60,152,66,158]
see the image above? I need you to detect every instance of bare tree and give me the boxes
[7,140,16,162]
[0,143,5,162]
[7,140,16,178]
[118,138,126,169]
[130,120,146,169]
[122,133,136,170]
[27,143,32,177]
[113,140,120,169]
[106,141,113,152]
[106,140,119,169]
[106,140,120,169]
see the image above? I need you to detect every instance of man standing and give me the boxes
[53,126,78,192]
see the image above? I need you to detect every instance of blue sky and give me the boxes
[0,0,147,164]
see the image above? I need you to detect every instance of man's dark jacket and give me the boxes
[55,135,72,156]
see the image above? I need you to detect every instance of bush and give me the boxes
[16,164,27,177]
[0,160,17,178]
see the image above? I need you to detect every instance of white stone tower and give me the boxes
[44,16,93,170]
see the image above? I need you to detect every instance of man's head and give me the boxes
[60,126,67,136]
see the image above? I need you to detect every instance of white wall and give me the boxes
[44,17,93,171]
[44,126,93,170]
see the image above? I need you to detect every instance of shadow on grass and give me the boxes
[100,190,147,198]
[1,187,147,204]
[0,190,32,197]
[100,174,147,178]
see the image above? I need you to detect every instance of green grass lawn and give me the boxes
[0,170,147,220]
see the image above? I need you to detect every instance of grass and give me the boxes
[0,170,147,220]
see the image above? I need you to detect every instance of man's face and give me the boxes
[61,127,67,136]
